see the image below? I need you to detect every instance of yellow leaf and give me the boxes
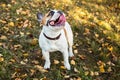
[33,78,39,80]
[10,59,16,63]
[32,60,39,64]
[23,20,29,27]
[20,61,26,65]
[54,60,59,64]
[74,67,79,73]
[1,4,6,7]
[95,33,99,38]
[34,65,48,73]
[14,44,22,48]
[30,69,35,76]
[107,46,113,52]
[8,22,14,27]
[60,66,66,69]
[74,49,78,54]
[30,38,38,45]
[64,75,70,78]
[70,60,76,65]
[0,35,7,40]
[94,71,99,76]
[0,20,6,23]
[90,71,94,76]
[77,77,82,80]
[99,65,105,73]
[23,53,29,57]
[107,67,112,72]
[84,71,89,76]
[0,57,4,62]
[84,28,90,34]
[78,55,86,60]
[20,73,27,78]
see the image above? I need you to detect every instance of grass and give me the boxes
[0,0,120,80]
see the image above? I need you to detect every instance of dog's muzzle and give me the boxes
[48,11,66,26]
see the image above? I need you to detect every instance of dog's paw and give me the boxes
[64,63,71,70]
[44,62,50,69]
[69,52,74,58]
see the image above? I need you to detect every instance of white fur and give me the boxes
[38,11,74,70]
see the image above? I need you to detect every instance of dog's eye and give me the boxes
[47,11,54,17]
[57,11,63,15]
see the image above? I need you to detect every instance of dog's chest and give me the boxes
[46,40,60,52]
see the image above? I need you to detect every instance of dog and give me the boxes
[37,10,74,70]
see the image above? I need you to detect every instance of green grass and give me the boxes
[0,0,120,80]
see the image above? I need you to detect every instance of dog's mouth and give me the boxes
[49,14,66,26]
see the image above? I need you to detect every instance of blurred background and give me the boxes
[0,0,120,80]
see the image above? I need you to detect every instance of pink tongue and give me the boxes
[57,15,66,24]
[49,21,55,25]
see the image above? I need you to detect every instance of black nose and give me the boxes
[57,11,63,15]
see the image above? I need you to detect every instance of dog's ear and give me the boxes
[37,12,43,22]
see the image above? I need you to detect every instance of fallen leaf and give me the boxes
[83,28,90,35]
[84,71,89,76]
[32,60,39,64]
[30,69,36,76]
[23,20,29,28]
[74,67,79,73]
[90,71,94,76]
[64,75,70,78]
[1,4,6,7]
[11,72,17,78]
[30,38,38,45]
[23,53,29,57]
[0,20,6,23]
[77,77,82,80]
[20,61,26,65]
[0,54,3,57]
[60,66,66,69]
[83,66,88,70]
[20,73,27,78]
[54,60,60,64]
[74,49,78,54]
[78,55,86,60]
[34,65,48,73]
[71,60,76,65]
[95,33,99,38]
[107,67,112,72]
[0,35,7,40]
[10,59,16,63]
[15,78,21,80]
[14,44,22,48]
[0,57,4,62]
[107,46,113,52]
[99,65,105,73]
[33,78,39,80]
[94,71,99,76]
[8,22,15,27]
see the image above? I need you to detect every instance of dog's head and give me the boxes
[37,10,66,29]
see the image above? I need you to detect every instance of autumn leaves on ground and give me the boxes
[0,0,120,80]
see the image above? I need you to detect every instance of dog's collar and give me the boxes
[43,33,61,40]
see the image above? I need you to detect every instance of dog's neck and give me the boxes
[42,26,63,39]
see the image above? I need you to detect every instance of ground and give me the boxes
[0,0,120,80]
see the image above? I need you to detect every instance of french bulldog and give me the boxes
[37,10,74,70]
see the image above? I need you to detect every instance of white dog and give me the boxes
[37,10,74,70]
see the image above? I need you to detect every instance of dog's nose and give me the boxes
[57,11,63,15]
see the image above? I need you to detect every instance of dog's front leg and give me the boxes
[42,50,51,69]
[62,50,71,70]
